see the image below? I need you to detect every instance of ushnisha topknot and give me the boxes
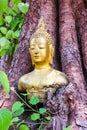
[30,17,54,46]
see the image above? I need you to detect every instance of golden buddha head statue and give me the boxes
[29,17,54,67]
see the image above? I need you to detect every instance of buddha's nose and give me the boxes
[34,46,39,54]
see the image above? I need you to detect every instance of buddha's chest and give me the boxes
[24,74,56,89]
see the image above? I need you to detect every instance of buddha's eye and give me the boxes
[39,46,45,49]
[30,47,35,50]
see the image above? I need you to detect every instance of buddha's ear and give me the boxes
[49,44,54,65]
[29,48,35,66]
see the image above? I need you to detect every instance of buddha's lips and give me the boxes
[34,55,40,58]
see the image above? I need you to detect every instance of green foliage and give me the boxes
[12,101,24,113]
[14,107,24,116]
[0,37,10,56]
[0,70,10,96]
[11,117,20,123]
[0,0,29,58]
[18,3,29,14]
[12,0,21,5]
[6,30,14,39]
[0,27,7,34]
[45,116,51,121]
[5,15,12,23]
[0,15,4,25]
[63,126,71,130]
[31,113,40,121]
[0,0,8,13]
[29,96,51,129]
[12,101,24,117]
[19,124,30,130]
[39,108,47,114]
[30,96,40,105]
[0,71,51,130]
[0,109,12,130]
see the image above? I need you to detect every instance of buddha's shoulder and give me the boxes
[52,69,69,85]
[19,71,34,82]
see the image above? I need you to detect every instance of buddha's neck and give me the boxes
[34,64,52,70]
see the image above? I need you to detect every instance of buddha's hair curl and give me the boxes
[30,17,54,46]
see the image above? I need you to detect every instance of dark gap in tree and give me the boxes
[84,0,87,9]
[55,0,62,71]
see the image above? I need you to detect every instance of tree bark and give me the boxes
[0,55,12,74]
[46,82,87,130]
[59,0,87,129]
[59,0,86,92]
[72,0,87,71]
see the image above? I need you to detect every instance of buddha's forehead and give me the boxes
[30,36,47,45]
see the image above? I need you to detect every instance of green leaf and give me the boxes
[11,43,18,55]
[20,93,29,96]
[12,30,20,39]
[18,3,29,14]
[31,113,40,121]
[0,37,10,56]
[10,17,20,29]
[39,108,47,114]
[11,117,20,123]
[6,30,14,39]
[0,0,8,13]
[0,33,2,38]
[0,37,10,47]
[12,4,20,13]
[4,7,16,16]
[19,22,23,28]
[0,71,10,96]
[12,101,24,113]
[0,27,7,35]
[63,126,71,130]
[14,108,24,116]
[45,116,51,121]
[12,0,21,5]
[8,43,15,56]
[19,124,30,130]
[5,15,12,23]
[30,96,40,105]
[0,15,4,25]
[0,109,12,130]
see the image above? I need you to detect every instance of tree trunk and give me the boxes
[72,0,87,72]
[0,55,12,74]
[59,0,87,129]
[59,0,86,91]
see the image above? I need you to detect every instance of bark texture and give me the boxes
[72,0,87,71]
[46,83,87,130]
[0,55,12,74]
[59,0,87,129]
[59,0,86,91]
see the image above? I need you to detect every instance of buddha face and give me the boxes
[29,36,54,67]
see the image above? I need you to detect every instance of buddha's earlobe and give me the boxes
[49,44,54,65]
[29,48,35,66]
[51,46,54,64]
